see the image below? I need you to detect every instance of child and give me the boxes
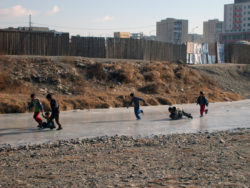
[168,106,193,120]
[197,91,209,117]
[127,93,145,120]
[28,93,44,128]
[42,112,55,129]
[46,94,63,130]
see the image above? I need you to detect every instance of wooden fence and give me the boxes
[70,36,105,58]
[0,30,69,56]
[0,29,187,62]
[106,38,186,62]
[224,43,250,64]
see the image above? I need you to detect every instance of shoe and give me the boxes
[56,127,63,131]
[205,109,208,114]
[200,115,203,117]
[37,124,42,128]
[141,110,144,115]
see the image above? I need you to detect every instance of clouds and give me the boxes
[93,16,115,23]
[0,5,39,18]
[47,6,60,15]
[0,5,60,19]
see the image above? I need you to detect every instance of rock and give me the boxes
[219,139,225,144]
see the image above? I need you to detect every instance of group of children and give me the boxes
[28,93,62,130]
[128,91,209,120]
[28,91,208,129]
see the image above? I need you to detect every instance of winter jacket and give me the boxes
[128,97,145,108]
[197,96,209,106]
[28,98,44,112]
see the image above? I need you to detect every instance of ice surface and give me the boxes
[0,100,250,146]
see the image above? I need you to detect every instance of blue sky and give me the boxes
[0,0,234,37]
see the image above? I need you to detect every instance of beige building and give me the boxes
[156,18,188,44]
[203,19,223,43]
[114,32,130,38]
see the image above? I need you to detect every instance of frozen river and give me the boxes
[0,100,250,147]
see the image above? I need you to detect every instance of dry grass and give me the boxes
[0,56,244,113]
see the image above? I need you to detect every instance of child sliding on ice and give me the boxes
[197,91,209,117]
[42,112,55,129]
[127,93,145,120]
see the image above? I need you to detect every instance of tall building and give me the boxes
[221,0,250,43]
[203,19,223,43]
[224,0,250,32]
[156,18,188,44]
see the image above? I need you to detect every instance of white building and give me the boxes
[224,0,250,33]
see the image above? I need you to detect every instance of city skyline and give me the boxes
[0,0,234,37]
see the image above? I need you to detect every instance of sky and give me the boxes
[0,0,234,37]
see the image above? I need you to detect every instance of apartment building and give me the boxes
[221,0,250,43]
[224,0,250,33]
[156,18,188,44]
[203,19,223,43]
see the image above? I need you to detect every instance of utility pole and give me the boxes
[29,14,32,30]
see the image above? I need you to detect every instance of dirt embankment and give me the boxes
[0,129,249,187]
[0,55,242,113]
[191,64,250,99]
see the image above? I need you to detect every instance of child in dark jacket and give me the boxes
[46,94,63,130]
[197,91,209,117]
[127,93,145,120]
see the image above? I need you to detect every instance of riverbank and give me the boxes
[0,55,243,113]
[1,129,249,187]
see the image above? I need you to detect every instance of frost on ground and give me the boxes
[1,129,249,187]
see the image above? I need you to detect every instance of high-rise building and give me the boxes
[156,18,188,44]
[224,0,250,33]
[221,0,250,43]
[203,19,223,43]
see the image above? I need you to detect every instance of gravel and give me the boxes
[1,129,250,187]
